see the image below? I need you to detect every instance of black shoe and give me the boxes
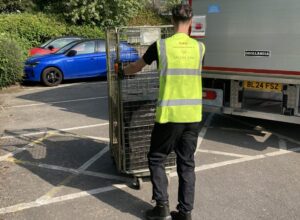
[145,203,171,220]
[170,211,192,220]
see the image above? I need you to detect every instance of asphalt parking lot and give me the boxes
[0,80,300,220]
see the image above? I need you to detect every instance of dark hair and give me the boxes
[172,4,193,23]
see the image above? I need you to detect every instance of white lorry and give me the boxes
[189,0,300,124]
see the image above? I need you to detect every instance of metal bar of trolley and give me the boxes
[106,26,176,189]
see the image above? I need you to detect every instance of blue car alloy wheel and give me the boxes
[41,67,63,87]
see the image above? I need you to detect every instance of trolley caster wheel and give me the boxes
[132,177,143,190]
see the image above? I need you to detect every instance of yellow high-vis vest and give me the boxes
[156,33,205,123]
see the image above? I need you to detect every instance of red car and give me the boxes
[29,36,83,56]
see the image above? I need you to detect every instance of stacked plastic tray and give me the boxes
[121,72,176,172]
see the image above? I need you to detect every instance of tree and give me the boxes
[165,0,182,11]
[33,0,64,13]
[0,0,34,13]
[63,0,142,27]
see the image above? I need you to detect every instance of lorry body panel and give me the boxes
[192,0,300,77]
[190,0,300,123]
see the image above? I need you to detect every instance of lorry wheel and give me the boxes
[41,67,63,86]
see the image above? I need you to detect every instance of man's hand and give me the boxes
[124,58,147,75]
[114,62,125,79]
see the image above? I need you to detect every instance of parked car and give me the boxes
[24,39,139,86]
[29,36,83,56]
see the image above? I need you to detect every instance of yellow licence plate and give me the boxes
[243,81,283,92]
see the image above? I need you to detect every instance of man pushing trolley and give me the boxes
[124,4,205,220]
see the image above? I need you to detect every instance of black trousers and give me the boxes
[148,122,200,213]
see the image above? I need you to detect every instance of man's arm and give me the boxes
[123,42,158,75]
[124,58,147,75]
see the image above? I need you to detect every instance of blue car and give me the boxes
[24,39,139,86]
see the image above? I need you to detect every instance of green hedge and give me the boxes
[0,37,23,88]
[0,13,105,54]
[0,13,105,88]
[128,8,170,26]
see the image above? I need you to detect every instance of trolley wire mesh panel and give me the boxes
[106,26,176,176]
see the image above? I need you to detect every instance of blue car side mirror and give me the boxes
[67,50,77,57]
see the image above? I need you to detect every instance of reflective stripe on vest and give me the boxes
[160,68,201,76]
[157,99,203,107]
[156,33,205,123]
[160,39,167,72]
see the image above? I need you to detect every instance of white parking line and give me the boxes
[4,96,107,109]
[6,157,129,182]
[0,184,127,215]
[171,145,300,177]
[197,146,300,172]
[78,146,109,172]
[193,155,266,173]
[0,147,27,162]
[2,113,299,215]
[2,145,300,215]
[0,133,52,162]
[37,145,110,200]
[21,81,107,91]
[0,127,109,166]
[0,122,109,139]
[197,149,249,158]
[85,136,110,142]
[36,145,114,201]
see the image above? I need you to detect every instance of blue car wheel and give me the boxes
[41,67,63,87]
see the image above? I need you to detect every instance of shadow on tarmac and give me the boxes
[18,77,109,121]
[1,129,152,219]
[204,113,300,151]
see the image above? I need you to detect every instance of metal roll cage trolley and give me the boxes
[105,26,176,189]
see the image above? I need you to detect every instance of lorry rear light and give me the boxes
[203,90,217,100]
[195,23,203,30]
